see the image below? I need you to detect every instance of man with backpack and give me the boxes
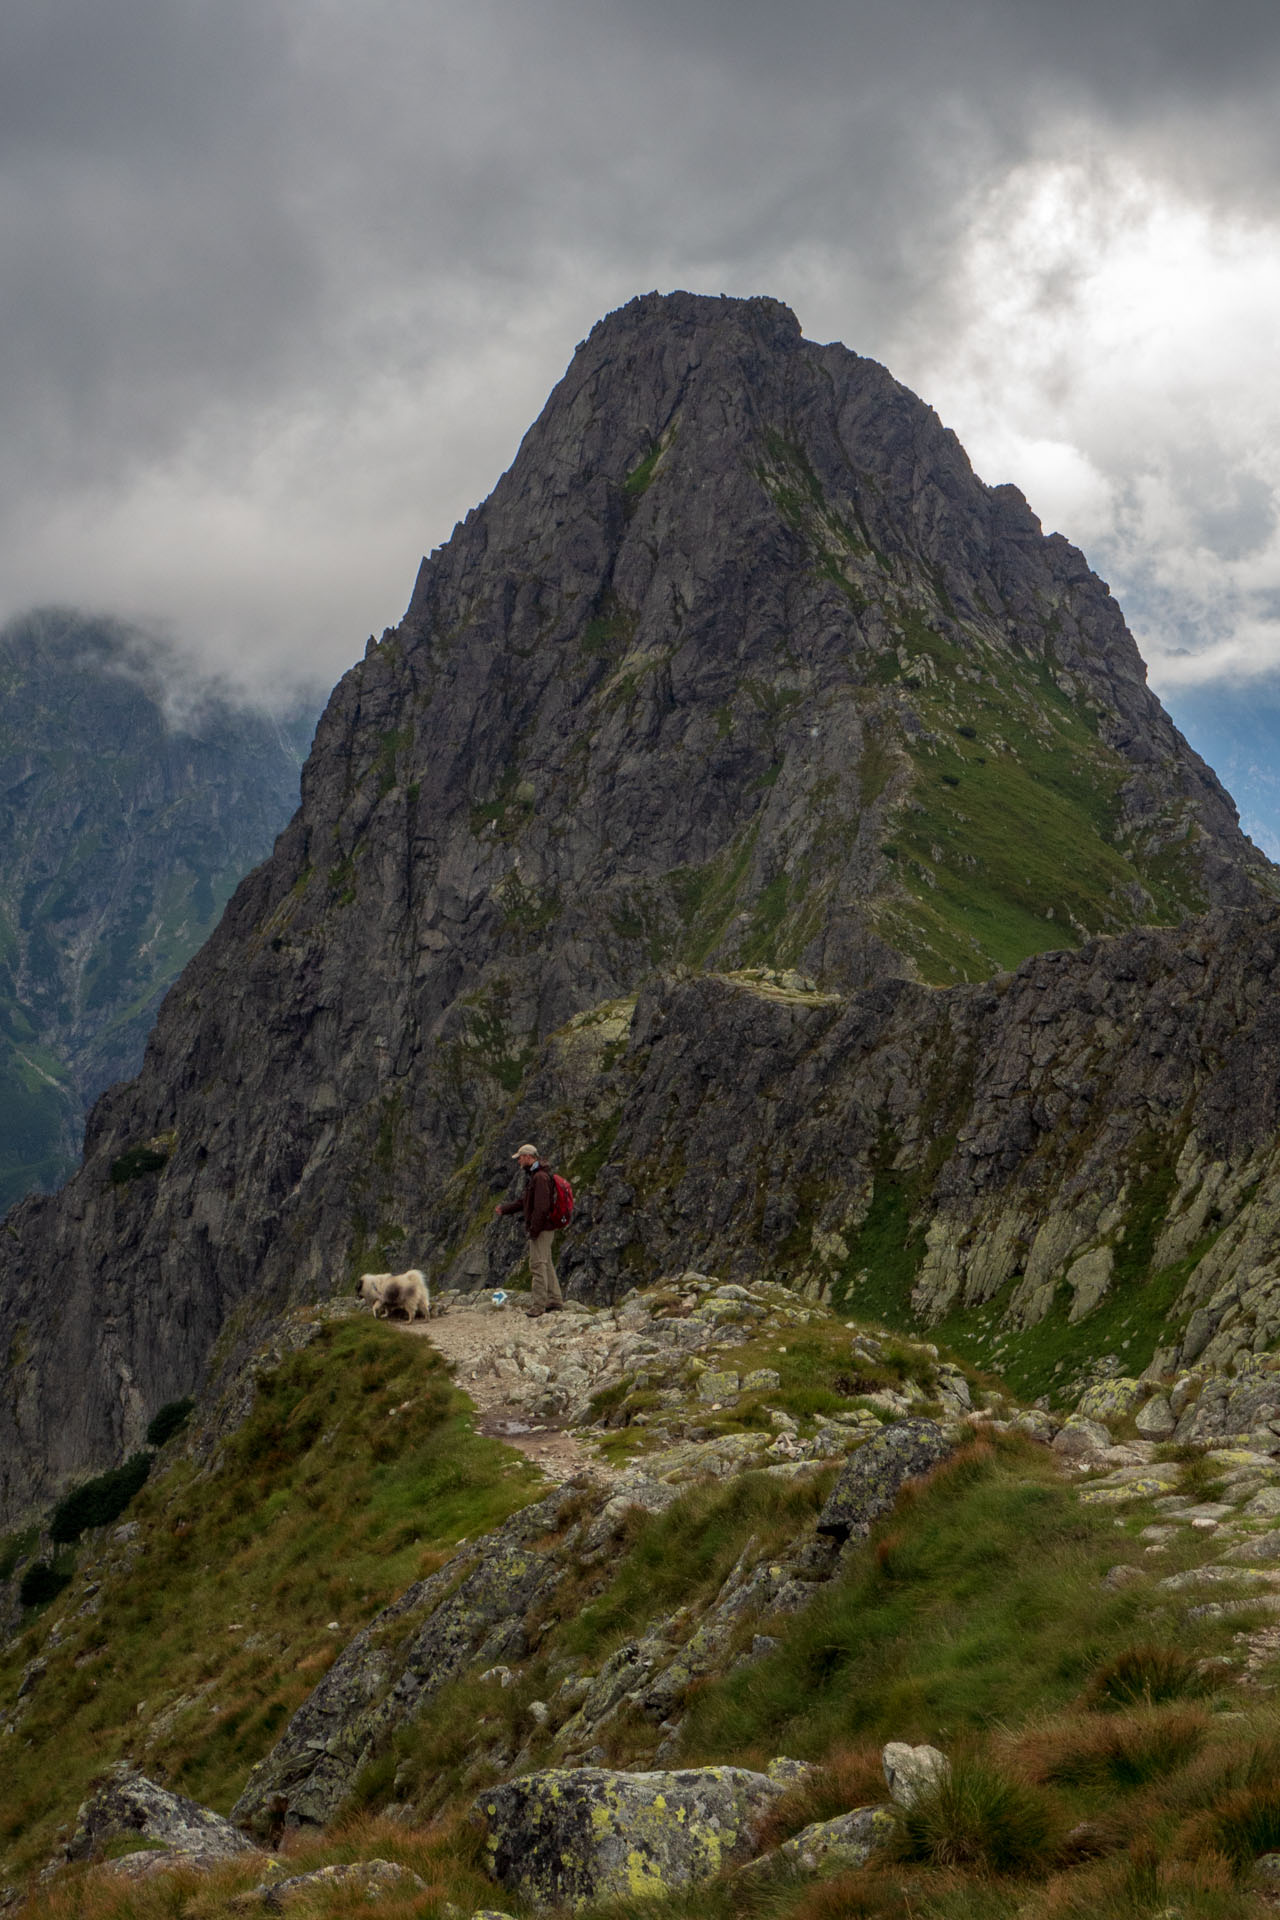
[494,1143,572,1317]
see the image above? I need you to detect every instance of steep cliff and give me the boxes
[0,610,312,1211]
[0,291,1271,1525]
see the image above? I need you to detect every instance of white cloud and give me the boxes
[900,151,1280,690]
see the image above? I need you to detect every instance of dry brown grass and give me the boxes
[754,1743,890,1849]
[1014,1705,1211,1790]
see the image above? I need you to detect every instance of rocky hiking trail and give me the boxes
[402,1303,610,1482]
[397,1271,967,1490]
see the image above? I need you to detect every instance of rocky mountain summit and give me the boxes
[0,609,312,1212]
[1,291,1277,1527]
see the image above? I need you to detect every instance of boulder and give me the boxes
[1076,1379,1143,1422]
[882,1742,950,1808]
[1012,1409,1058,1444]
[471,1765,783,1907]
[935,1365,972,1412]
[236,1861,426,1911]
[779,1805,897,1873]
[696,1370,742,1404]
[1134,1395,1176,1439]
[742,1369,782,1392]
[1168,1372,1202,1416]
[815,1420,953,1543]
[66,1767,256,1866]
[1052,1416,1112,1458]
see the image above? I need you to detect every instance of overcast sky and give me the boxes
[4,0,1280,718]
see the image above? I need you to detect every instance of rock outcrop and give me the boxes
[63,1766,257,1868]
[1,290,1273,1523]
[471,1764,784,1908]
[815,1419,953,1542]
[232,1485,579,1833]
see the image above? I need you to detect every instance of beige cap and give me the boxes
[512,1143,539,1159]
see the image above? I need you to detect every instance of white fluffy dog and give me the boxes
[358,1267,430,1321]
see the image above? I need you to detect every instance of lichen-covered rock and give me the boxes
[66,1766,257,1865]
[1012,1409,1058,1444]
[1080,1476,1175,1505]
[236,1861,426,1910]
[780,1805,897,1873]
[815,1420,953,1543]
[472,1765,783,1908]
[696,1370,741,1404]
[1052,1416,1112,1458]
[883,1742,950,1808]
[1076,1379,1143,1422]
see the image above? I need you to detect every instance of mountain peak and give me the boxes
[0,294,1271,1523]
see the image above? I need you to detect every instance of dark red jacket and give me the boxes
[498,1163,555,1237]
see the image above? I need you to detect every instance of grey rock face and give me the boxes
[64,1765,257,1865]
[0,290,1272,1523]
[471,1764,783,1908]
[815,1419,953,1542]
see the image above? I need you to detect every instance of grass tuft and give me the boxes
[891,1756,1060,1873]
[1086,1645,1214,1711]
[1022,1706,1210,1789]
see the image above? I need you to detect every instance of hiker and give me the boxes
[494,1143,565,1317]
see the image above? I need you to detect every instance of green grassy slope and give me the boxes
[0,1314,541,1880]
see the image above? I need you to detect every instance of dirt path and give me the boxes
[402,1309,613,1483]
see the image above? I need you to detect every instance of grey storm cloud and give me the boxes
[2,0,1280,700]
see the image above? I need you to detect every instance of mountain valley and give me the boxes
[0,610,313,1212]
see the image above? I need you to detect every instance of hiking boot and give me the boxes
[524,1306,546,1318]
[544,1301,564,1312]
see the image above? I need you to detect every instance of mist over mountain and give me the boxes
[0,609,315,1212]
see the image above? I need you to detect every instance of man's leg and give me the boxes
[529,1231,563,1309]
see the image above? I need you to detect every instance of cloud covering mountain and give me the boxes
[2,0,1279,709]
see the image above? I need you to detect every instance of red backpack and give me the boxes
[547,1171,575,1229]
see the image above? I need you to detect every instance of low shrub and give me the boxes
[49,1451,152,1544]
[1087,1644,1212,1710]
[892,1756,1060,1872]
[19,1561,72,1609]
[145,1398,195,1448]
[108,1144,169,1185]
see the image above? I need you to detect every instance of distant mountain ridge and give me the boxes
[0,291,1275,1524]
[0,610,314,1211]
